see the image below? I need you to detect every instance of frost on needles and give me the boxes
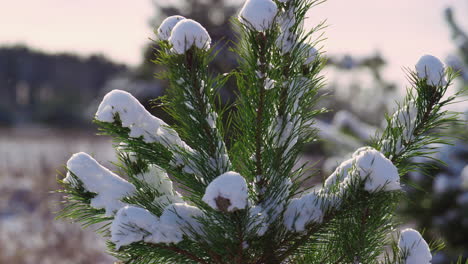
[56,0,463,262]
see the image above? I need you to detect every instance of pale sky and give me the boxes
[1,0,468,86]
[308,0,468,85]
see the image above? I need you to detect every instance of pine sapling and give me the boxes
[56,0,465,263]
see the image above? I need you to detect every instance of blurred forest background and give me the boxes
[0,0,467,263]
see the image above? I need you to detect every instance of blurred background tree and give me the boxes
[446,6,468,90]
[0,45,126,127]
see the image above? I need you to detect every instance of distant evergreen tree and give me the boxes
[0,45,126,126]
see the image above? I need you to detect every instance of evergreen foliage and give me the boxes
[56,0,464,263]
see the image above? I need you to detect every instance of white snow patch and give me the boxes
[391,102,418,152]
[159,203,205,241]
[136,165,183,206]
[284,192,324,232]
[270,115,295,148]
[287,77,309,112]
[248,205,269,236]
[354,147,401,192]
[117,142,139,162]
[276,8,296,53]
[157,15,186,41]
[416,54,447,86]
[111,206,159,249]
[324,157,353,189]
[169,19,211,54]
[202,171,248,212]
[398,228,432,264]
[136,165,171,193]
[110,203,203,248]
[250,178,292,235]
[265,178,292,220]
[154,194,184,207]
[277,33,295,54]
[323,147,400,194]
[64,152,136,216]
[96,90,191,151]
[279,8,296,33]
[265,78,276,90]
[239,0,278,31]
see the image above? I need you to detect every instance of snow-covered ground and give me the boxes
[0,127,115,264]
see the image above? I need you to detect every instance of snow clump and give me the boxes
[95,89,191,151]
[64,152,136,216]
[157,15,185,41]
[111,206,160,249]
[159,203,205,241]
[110,203,205,249]
[284,192,324,232]
[416,54,447,86]
[353,147,401,192]
[323,147,400,194]
[136,165,183,206]
[398,228,432,264]
[323,158,354,190]
[202,171,248,212]
[169,19,211,54]
[239,0,278,31]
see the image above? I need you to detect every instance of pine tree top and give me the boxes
[56,0,466,263]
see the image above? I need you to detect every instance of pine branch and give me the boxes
[55,1,465,263]
[374,68,463,174]
[254,32,268,202]
[96,119,206,195]
[155,41,231,183]
[148,244,209,264]
[56,173,113,230]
